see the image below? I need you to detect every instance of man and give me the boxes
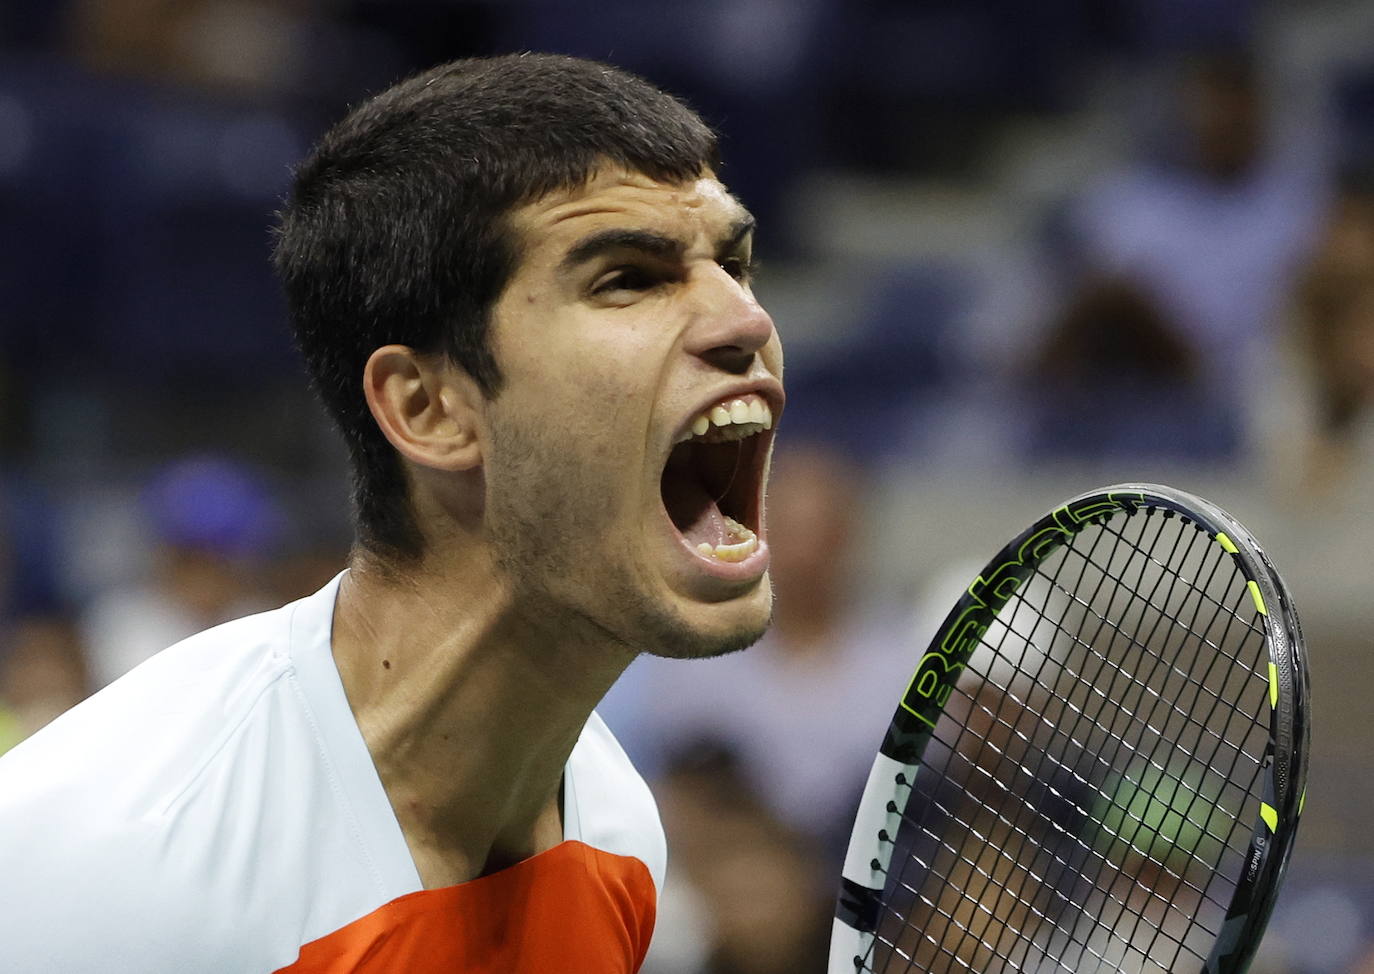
[0,54,783,972]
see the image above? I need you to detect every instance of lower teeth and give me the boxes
[695,518,758,562]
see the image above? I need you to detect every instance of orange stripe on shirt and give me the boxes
[274,840,657,974]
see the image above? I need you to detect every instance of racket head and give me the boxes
[831,484,1309,974]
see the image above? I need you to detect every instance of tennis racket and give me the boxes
[831,484,1309,974]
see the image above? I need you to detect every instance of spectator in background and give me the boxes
[63,0,415,112]
[80,455,282,686]
[644,744,829,974]
[602,440,917,850]
[1022,277,1236,458]
[66,0,318,98]
[1034,48,1327,460]
[1287,172,1374,493]
[0,616,91,753]
[1353,940,1374,974]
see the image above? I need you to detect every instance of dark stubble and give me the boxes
[484,417,771,661]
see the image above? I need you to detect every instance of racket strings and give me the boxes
[937,511,1192,966]
[1034,523,1267,825]
[945,533,1258,967]
[861,509,1271,973]
[1014,515,1264,968]
[876,792,1131,970]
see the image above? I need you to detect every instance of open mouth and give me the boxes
[660,394,774,564]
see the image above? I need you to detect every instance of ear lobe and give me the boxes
[363,345,484,472]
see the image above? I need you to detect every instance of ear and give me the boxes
[362,345,484,472]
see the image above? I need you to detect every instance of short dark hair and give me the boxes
[274,54,719,561]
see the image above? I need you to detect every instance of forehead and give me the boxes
[509,168,750,259]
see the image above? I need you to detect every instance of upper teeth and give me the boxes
[680,396,773,444]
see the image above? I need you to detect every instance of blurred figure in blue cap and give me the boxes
[81,455,284,686]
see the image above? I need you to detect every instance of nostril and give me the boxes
[702,347,755,375]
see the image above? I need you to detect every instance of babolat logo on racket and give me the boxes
[899,491,1145,726]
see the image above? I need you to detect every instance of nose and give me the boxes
[682,266,777,374]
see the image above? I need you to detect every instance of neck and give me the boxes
[330,551,635,887]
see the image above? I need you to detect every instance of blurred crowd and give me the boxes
[4,1,1374,972]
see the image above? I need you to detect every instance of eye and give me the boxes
[720,255,758,283]
[592,266,660,295]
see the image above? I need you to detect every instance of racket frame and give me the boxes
[830,484,1310,974]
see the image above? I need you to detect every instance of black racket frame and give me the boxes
[832,483,1310,974]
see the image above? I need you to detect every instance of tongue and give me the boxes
[662,474,731,547]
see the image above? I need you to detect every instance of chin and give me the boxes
[642,578,774,661]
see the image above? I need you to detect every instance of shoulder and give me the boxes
[0,600,298,816]
[0,593,336,971]
[565,711,666,893]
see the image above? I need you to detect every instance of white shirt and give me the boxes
[0,575,664,972]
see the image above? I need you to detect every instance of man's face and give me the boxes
[478,167,784,659]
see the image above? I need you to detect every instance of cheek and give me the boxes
[491,303,673,492]
[521,373,650,455]
[531,334,665,431]
[764,333,785,374]
[487,382,650,513]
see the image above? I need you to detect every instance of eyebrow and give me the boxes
[560,229,682,271]
[558,214,757,272]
